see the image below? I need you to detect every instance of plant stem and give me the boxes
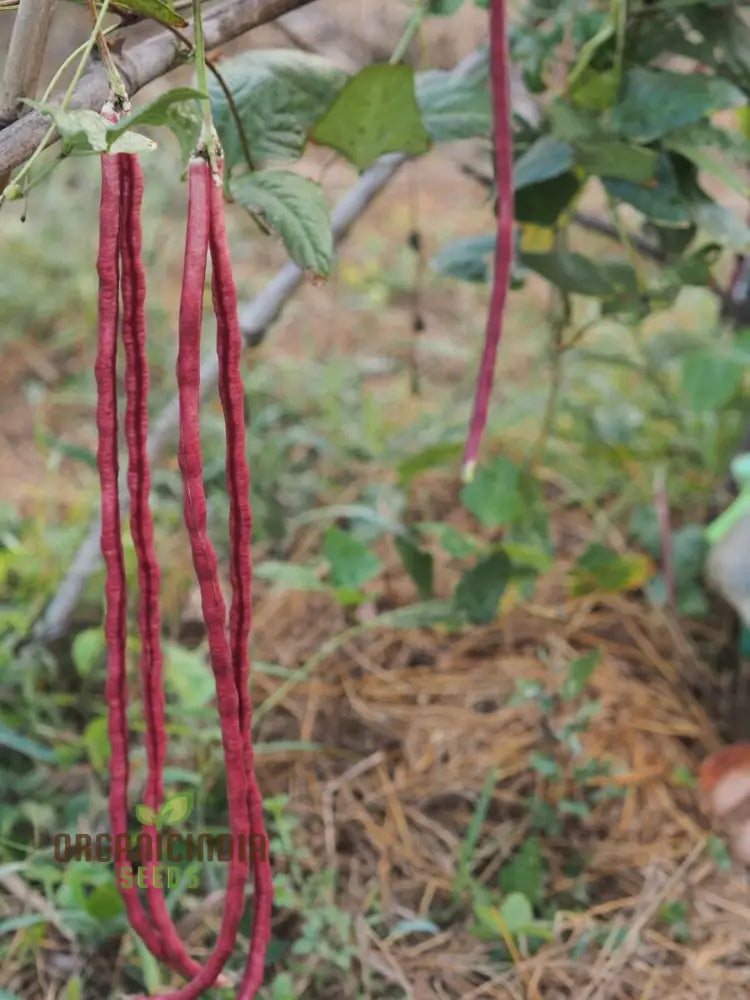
[86,0,128,107]
[192,0,214,143]
[0,0,111,205]
[390,0,425,65]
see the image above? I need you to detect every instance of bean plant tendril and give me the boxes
[461,0,514,483]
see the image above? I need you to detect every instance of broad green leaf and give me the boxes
[664,138,749,197]
[106,87,205,142]
[454,552,512,624]
[254,560,325,591]
[0,721,55,762]
[513,136,574,190]
[611,67,745,142]
[575,142,657,183]
[415,70,491,142]
[85,879,124,921]
[323,527,382,589]
[395,537,434,600]
[135,803,159,826]
[514,172,581,226]
[419,522,482,559]
[500,837,544,905]
[521,251,614,297]
[570,68,620,112]
[72,628,105,678]
[231,169,332,276]
[159,791,194,826]
[547,99,602,143]
[108,131,156,154]
[689,200,750,252]
[681,350,743,410]
[562,651,600,700]
[461,456,524,528]
[431,234,496,284]
[311,64,431,171]
[208,49,348,170]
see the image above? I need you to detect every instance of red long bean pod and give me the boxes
[118,151,207,982]
[461,0,514,482]
[209,160,273,998]
[146,155,252,999]
[97,145,179,970]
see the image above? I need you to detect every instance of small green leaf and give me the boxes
[426,0,464,12]
[323,527,382,589]
[520,251,615,297]
[499,892,534,934]
[159,792,194,827]
[460,456,524,528]
[254,560,325,591]
[604,154,691,226]
[515,172,581,227]
[311,64,431,171]
[562,651,600,700]
[570,68,620,111]
[397,441,463,483]
[514,136,574,191]
[454,552,512,624]
[26,104,107,152]
[500,836,545,906]
[681,350,743,411]
[431,235,496,284]
[108,0,187,27]
[395,537,434,600]
[85,879,124,921]
[419,522,481,559]
[164,642,214,710]
[570,544,653,595]
[231,169,332,276]
[575,142,657,183]
[71,628,105,678]
[106,87,205,142]
[135,803,159,826]
[83,716,110,773]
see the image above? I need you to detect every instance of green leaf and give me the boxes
[499,892,534,934]
[611,68,744,142]
[323,527,382,589]
[0,721,55,763]
[514,172,580,226]
[604,154,690,226]
[681,350,743,411]
[575,142,657,183]
[513,136,574,190]
[107,0,187,27]
[500,837,544,906]
[689,200,750,252]
[311,64,431,171]
[231,169,332,276]
[561,651,600,700]
[570,68,620,112]
[460,456,524,528]
[25,104,108,152]
[106,87,206,142]
[454,552,512,624]
[159,792,194,826]
[520,251,614,297]
[135,803,159,826]
[431,235,496,284]
[71,628,105,678]
[426,0,464,13]
[396,441,463,484]
[254,560,325,591]
[395,537,434,600]
[164,643,215,711]
[419,522,482,559]
[85,879,124,921]
[83,716,110,773]
[570,544,653,595]
[415,69,491,142]
[107,131,156,154]
[664,137,749,197]
[208,49,349,170]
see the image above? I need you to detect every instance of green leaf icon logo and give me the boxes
[158,792,194,828]
[135,803,158,827]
